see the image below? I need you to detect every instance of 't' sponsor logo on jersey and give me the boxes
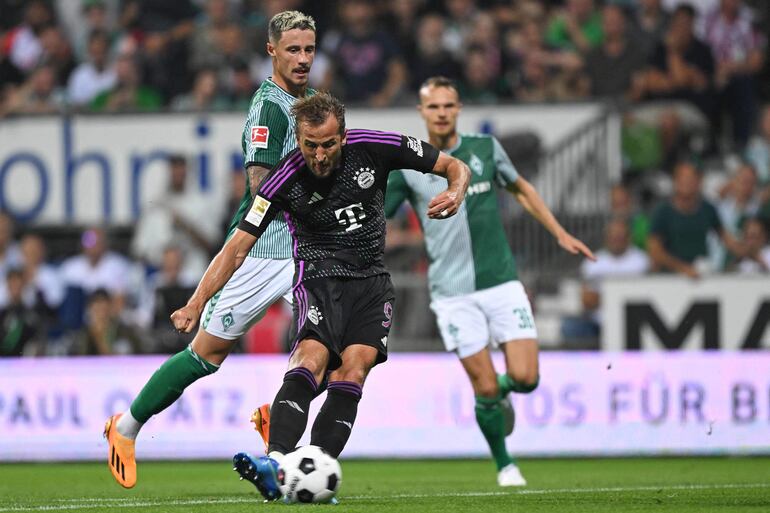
[251,126,269,148]
[334,203,366,232]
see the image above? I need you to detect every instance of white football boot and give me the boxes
[497,464,527,487]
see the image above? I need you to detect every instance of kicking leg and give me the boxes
[310,344,378,457]
[105,330,234,488]
[499,338,539,395]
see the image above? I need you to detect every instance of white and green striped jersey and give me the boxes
[225,78,315,259]
[385,133,519,299]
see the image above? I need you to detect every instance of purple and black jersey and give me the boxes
[238,129,440,282]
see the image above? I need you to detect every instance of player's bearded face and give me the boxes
[298,116,346,179]
[418,86,461,138]
[269,28,316,88]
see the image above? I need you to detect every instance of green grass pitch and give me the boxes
[1,457,768,512]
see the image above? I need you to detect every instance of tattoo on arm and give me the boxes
[247,165,272,197]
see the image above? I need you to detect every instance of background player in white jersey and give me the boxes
[170,92,471,501]
[103,11,317,489]
[385,76,595,487]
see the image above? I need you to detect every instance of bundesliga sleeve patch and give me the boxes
[245,196,271,226]
[251,126,270,149]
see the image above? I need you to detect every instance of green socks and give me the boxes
[475,396,513,470]
[129,345,219,423]
[498,373,539,395]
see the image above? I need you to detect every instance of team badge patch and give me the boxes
[469,153,484,176]
[251,126,269,149]
[356,167,375,189]
[221,312,234,331]
[308,305,324,325]
[407,136,423,157]
[245,196,271,226]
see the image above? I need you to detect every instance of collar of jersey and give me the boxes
[445,134,463,154]
[266,77,301,100]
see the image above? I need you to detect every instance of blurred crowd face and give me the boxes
[162,247,183,281]
[605,219,631,256]
[610,185,633,217]
[268,28,315,91]
[84,2,108,30]
[6,271,24,305]
[115,55,139,87]
[206,0,231,25]
[673,162,702,202]
[81,228,107,263]
[669,8,695,46]
[24,0,52,32]
[169,159,188,192]
[31,66,56,98]
[760,105,770,141]
[417,15,446,56]
[639,0,662,13]
[341,1,374,37]
[20,234,45,268]
[88,33,110,69]
[194,70,218,99]
[419,84,462,140]
[720,0,741,18]
[446,0,474,20]
[463,50,493,88]
[733,165,757,202]
[602,5,626,40]
[743,219,768,254]
[568,0,595,22]
[0,213,13,250]
[40,27,71,60]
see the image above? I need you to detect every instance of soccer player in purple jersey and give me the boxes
[170,92,470,500]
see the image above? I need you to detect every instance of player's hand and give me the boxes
[558,232,595,261]
[427,190,462,219]
[170,304,201,333]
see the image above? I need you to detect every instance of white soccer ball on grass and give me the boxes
[278,445,342,504]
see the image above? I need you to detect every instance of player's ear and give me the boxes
[266,41,276,57]
[341,129,347,145]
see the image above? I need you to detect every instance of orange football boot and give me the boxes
[249,404,271,453]
[103,414,137,488]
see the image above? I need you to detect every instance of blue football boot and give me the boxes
[232,452,282,501]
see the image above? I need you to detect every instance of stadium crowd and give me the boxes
[1,0,770,355]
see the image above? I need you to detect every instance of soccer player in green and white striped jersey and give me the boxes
[103,11,317,489]
[385,77,594,487]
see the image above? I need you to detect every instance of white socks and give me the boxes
[116,409,143,440]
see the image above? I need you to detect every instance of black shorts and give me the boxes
[290,274,395,371]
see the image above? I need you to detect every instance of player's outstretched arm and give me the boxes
[170,229,257,333]
[427,153,471,219]
[507,176,596,261]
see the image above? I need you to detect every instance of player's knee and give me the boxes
[329,366,367,385]
[474,378,500,399]
[509,371,539,393]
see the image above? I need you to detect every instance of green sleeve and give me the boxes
[491,136,519,186]
[385,170,410,219]
[243,100,289,168]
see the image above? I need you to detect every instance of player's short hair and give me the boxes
[292,92,346,135]
[268,10,316,44]
[419,76,459,100]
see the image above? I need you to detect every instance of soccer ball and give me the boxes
[278,445,342,503]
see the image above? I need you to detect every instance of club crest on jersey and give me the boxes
[221,312,234,331]
[308,305,323,325]
[251,126,269,148]
[407,136,423,157]
[356,167,375,189]
[469,153,484,176]
[245,196,271,226]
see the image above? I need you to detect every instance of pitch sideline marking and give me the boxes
[1,483,769,511]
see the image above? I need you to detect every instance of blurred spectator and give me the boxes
[73,0,116,61]
[545,0,603,53]
[583,5,647,100]
[716,163,765,235]
[324,0,407,106]
[38,26,76,88]
[67,29,116,107]
[508,20,584,102]
[465,12,503,80]
[221,164,248,236]
[442,0,478,58]
[11,234,64,313]
[131,155,221,280]
[121,0,196,102]
[136,246,196,353]
[746,104,770,184]
[562,218,649,342]
[1,63,64,115]
[407,14,461,91]
[633,0,671,58]
[60,227,131,311]
[90,53,162,112]
[610,183,650,249]
[71,289,143,355]
[647,161,743,277]
[225,59,256,111]
[171,67,229,111]
[704,0,765,148]
[734,217,770,273]
[458,45,509,104]
[0,269,43,357]
[0,213,22,280]
[190,0,245,73]
[2,0,53,73]
[636,4,715,120]
[385,0,424,57]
